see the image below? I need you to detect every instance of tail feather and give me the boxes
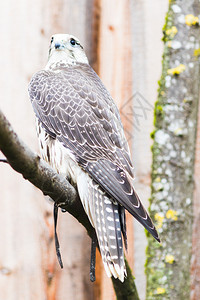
[77,173,126,282]
[90,181,126,282]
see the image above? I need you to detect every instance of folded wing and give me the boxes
[29,62,159,242]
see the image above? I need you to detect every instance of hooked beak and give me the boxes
[54,42,65,50]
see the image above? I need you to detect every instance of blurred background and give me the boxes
[0,0,200,299]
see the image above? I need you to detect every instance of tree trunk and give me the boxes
[130,1,168,299]
[191,77,200,299]
[146,0,200,299]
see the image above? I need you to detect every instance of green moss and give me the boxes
[154,43,170,128]
[156,105,163,113]
[150,130,156,139]
[162,1,175,42]
[151,142,161,157]
[145,237,168,299]
[146,0,197,297]
[112,258,139,300]
[146,2,175,299]
[162,14,170,41]
[155,105,164,116]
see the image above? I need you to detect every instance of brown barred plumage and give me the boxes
[29,34,160,282]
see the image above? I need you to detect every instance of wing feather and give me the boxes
[29,62,159,241]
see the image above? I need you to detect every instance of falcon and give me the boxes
[28,33,159,282]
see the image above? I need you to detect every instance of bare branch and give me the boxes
[0,109,140,299]
[0,109,93,237]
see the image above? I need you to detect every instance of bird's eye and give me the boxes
[70,38,76,46]
[51,37,54,43]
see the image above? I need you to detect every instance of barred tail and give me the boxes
[77,173,126,282]
[89,181,126,282]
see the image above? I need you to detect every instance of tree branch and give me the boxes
[0,109,140,299]
[112,258,140,300]
[0,109,93,237]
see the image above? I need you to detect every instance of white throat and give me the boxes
[45,49,88,70]
[45,51,73,70]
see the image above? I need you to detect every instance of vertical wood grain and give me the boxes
[0,1,95,299]
[97,1,134,298]
[0,1,50,299]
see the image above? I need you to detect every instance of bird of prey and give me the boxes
[28,33,159,282]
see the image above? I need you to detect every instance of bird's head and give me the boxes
[46,34,88,68]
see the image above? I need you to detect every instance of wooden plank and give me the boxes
[0,1,49,299]
[97,0,134,297]
[0,1,95,299]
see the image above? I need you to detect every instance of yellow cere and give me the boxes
[155,213,164,229]
[165,26,178,38]
[165,254,175,264]
[166,209,178,221]
[185,14,199,26]
[156,287,166,295]
[167,64,186,75]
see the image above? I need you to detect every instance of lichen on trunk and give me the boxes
[146,0,200,299]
